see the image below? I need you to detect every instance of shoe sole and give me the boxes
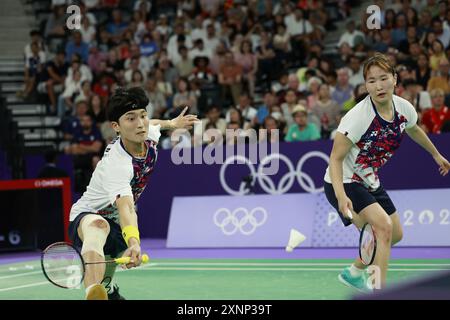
[86,284,108,300]
[338,274,369,294]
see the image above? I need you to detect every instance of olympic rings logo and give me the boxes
[213,207,268,235]
[219,151,330,195]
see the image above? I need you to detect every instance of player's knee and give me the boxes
[89,218,110,232]
[376,219,393,244]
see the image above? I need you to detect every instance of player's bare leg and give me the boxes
[359,203,393,289]
[78,214,110,300]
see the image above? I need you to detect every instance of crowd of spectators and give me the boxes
[18,0,450,190]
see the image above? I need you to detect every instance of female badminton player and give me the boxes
[68,87,198,300]
[323,53,450,291]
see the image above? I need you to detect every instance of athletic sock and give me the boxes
[349,264,364,277]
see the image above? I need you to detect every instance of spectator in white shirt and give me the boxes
[337,20,365,49]
[189,38,213,60]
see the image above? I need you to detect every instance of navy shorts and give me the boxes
[324,182,397,227]
[68,212,128,258]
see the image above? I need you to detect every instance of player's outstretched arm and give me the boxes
[149,106,199,130]
[406,124,450,176]
[116,195,142,268]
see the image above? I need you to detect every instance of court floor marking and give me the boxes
[0,266,448,293]
[1,261,450,281]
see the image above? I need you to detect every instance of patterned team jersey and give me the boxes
[324,95,418,190]
[69,124,161,224]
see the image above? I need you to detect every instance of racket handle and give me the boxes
[346,209,353,220]
[114,254,149,265]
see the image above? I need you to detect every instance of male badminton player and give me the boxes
[323,53,450,291]
[68,87,198,300]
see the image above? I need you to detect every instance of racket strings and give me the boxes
[42,243,84,288]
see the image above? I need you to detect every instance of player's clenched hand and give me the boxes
[121,241,142,269]
[337,195,354,220]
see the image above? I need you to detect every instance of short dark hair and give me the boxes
[107,87,149,123]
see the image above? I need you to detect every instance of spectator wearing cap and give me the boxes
[421,88,450,134]
[427,57,450,95]
[311,84,341,139]
[337,20,365,49]
[65,31,90,64]
[284,104,320,142]
[331,68,354,108]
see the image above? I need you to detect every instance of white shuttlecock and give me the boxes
[285,229,306,252]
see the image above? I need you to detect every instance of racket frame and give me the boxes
[358,223,377,266]
[41,241,86,289]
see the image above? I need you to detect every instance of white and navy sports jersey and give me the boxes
[324,95,418,190]
[70,124,161,223]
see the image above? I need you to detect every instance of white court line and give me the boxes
[136,267,450,272]
[0,270,43,280]
[145,262,450,267]
[0,281,50,292]
[1,262,449,280]
[0,266,448,293]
